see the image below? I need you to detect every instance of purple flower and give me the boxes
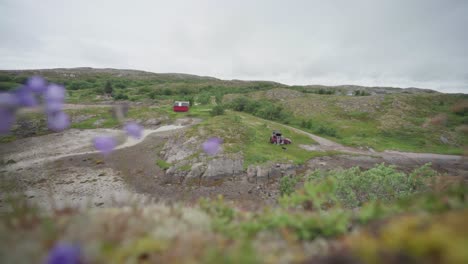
[45,84,65,102]
[46,100,64,113]
[26,76,47,93]
[47,111,70,132]
[15,85,38,107]
[202,137,223,156]
[45,242,81,264]
[0,107,15,134]
[93,136,117,155]
[124,122,143,139]
[0,92,18,109]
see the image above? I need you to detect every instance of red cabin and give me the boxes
[173,101,190,112]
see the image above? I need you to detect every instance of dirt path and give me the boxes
[271,119,465,161]
[265,119,467,177]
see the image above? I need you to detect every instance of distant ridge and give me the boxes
[0,67,442,94]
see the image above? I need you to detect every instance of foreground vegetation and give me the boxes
[1,164,466,263]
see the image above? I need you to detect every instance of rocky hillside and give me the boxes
[0,67,441,95]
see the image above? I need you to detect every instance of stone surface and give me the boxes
[144,118,162,126]
[201,156,243,183]
[185,163,206,185]
[256,166,270,183]
[247,165,257,183]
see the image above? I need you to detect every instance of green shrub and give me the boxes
[279,176,298,196]
[315,125,337,137]
[210,105,225,116]
[282,163,438,209]
[197,93,211,105]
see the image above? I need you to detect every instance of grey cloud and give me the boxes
[0,0,466,93]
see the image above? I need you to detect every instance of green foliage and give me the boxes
[228,97,292,123]
[156,159,171,170]
[240,209,351,241]
[104,80,113,94]
[68,80,93,90]
[354,90,370,96]
[210,105,225,116]
[315,125,337,137]
[197,93,211,105]
[163,88,172,95]
[279,176,298,196]
[282,163,439,209]
[199,196,236,233]
[300,119,313,129]
[111,91,129,100]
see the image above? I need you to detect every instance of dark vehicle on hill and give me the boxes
[270,130,292,145]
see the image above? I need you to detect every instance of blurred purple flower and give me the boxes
[45,242,81,264]
[202,137,222,156]
[27,76,47,93]
[15,86,38,107]
[0,107,15,134]
[45,84,65,102]
[93,136,117,155]
[47,111,70,132]
[124,122,143,139]
[46,100,64,113]
[0,92,18,109]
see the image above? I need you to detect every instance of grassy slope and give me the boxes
[252,90,467,154]
[183,111,341,168]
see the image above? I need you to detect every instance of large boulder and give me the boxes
[248,163,298,183]
[185,163,206,185]
[247,165,258,183]
[163,136,197,163]
[256,166,270,183]
[201,155,243,184]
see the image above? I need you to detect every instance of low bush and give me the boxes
[279,176,298,196]
[210,105,225,116]
[281,163,438,209]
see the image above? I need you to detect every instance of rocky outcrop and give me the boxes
[201,155,243,184]
[161,155,243,185]
[162,135,198,163]
[162,165,188,184]
[185,163,206,185]
[247,163,299,183]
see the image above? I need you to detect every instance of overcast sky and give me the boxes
[1,0,467,93]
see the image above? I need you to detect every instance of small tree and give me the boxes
[211,105,225,116]
[104,80,113,95]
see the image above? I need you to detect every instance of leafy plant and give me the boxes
[279,176,298,196]
[282,163,439,209]
[210,105,225,116]
[156,159,171,170]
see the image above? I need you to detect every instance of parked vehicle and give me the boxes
[269,130,292,144]
[173,101,190,112]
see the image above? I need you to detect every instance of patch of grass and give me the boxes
[268,93,468,154]
[156,159,171,170]
[0,135,16,143]
[180,164,191,171]
[184,111,322,167]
